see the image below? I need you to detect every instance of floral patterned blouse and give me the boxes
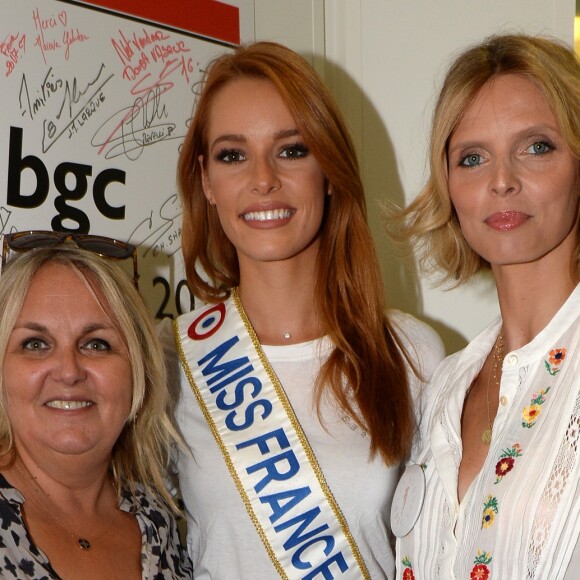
[397,283,580,579]
[0,473,193,579]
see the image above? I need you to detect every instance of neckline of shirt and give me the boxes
[261,336,333,361]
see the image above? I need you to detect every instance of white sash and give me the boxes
[174,289,370,579]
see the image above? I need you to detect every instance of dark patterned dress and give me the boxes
[0,473,193,579]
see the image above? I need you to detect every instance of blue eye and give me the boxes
[526,141,552,155]
[279,144,309,160]
[216,149,246,163]
[460,153,483,167]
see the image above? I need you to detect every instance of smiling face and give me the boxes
[200,78,327,270]
[3,262,132,463]
[447,74,579,275]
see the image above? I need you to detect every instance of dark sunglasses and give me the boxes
[1,231,139,289]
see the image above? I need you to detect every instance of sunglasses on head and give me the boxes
[1,231,139,289]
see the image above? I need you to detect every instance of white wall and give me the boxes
[254,0,324,71]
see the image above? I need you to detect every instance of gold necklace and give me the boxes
[14,459,112,551]
[482,331,504,445]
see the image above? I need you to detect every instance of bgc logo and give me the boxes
[7,126,126,233]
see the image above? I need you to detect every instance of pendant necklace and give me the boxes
[14,458,111,551]
[482,331,504,445]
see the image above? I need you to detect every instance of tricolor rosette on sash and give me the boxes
[174,289,369,579]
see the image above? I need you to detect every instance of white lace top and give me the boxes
[397,283,580,580]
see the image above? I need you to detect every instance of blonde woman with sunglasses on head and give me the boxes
[0,242,192,579]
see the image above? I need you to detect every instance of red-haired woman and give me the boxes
[163,41,443,579]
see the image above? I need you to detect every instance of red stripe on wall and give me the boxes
[72,0,240,44]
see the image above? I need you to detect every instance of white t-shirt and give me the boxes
[161,309,444,579]
[397,284,580,580]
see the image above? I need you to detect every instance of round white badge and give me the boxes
[390,464,426,538]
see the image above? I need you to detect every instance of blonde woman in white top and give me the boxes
[392,34,580,579]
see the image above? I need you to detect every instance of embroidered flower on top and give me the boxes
[545,347,567,375]
[471,550,492,580]
[521,387,551,428]
[401,556,415,580]
[494,443,523,484]
[481,495,498,529]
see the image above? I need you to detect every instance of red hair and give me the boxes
[178,42,414,464]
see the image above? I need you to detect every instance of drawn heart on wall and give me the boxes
[58,11,67,27]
